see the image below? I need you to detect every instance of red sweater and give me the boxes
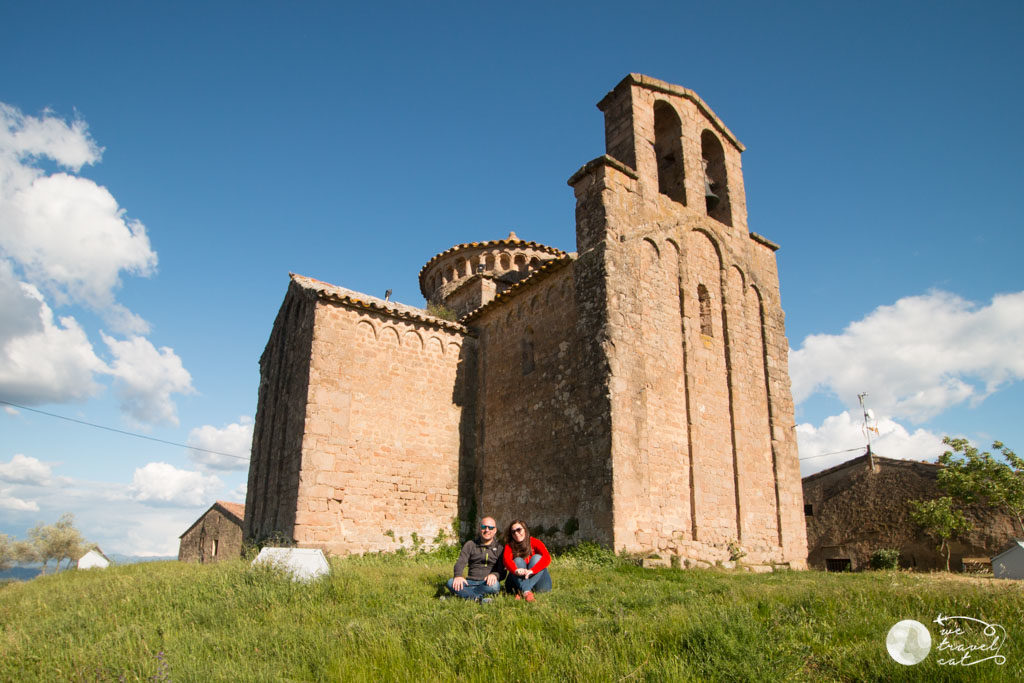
[503,537,550,574]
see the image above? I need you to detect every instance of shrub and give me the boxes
[869,548,901,570]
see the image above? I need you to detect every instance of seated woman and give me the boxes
[502,520,552,602]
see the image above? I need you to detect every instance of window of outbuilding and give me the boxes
[653,101,686,205]
[804,504,813,516]
[825,558,852,572]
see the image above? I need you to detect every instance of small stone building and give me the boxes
[802,452,1018,571]
[245,74,808,569]
[178,501,245,563]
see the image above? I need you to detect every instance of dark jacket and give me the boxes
[452,537,506,581]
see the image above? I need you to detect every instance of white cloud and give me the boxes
[102,333,194,427]
[0,103,191,425]
[796,411,945,476]
[0,487,39,511]
[131,462,222,507]
[228,481,247,502]
[187,416,252,471]
[0,104,156,332]
[790,290,1024,422]
[0,261,105,404]
[0,454,52,485]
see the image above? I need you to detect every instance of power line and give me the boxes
[799,446,866,461]
[0,399,249,460]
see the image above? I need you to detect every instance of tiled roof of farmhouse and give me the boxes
[461,256,575,322]
[290,273,469,334]
[801,452,942,484]
[216,501,245,524]
[418,231,568,280]
[179,501,246,538]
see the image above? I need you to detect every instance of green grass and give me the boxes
[1,551,1022,681]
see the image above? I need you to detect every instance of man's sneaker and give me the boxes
[438,595,448,601]
[479,597,493,604]
[524,591,535,603]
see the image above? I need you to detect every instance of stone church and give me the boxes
[244,74,808,569]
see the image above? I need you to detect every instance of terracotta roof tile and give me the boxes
[418,233,567,291]
[216,501,245,523]
[461,256,575,323]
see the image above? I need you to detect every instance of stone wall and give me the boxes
[245,281,316,542]
[803,455,1019,571]
[472,263,614,545]
[293,295,474,554]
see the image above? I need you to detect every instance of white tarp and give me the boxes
[251,547,330,581]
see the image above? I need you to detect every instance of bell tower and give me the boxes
[596,73,749,232]
[568,74,807,568]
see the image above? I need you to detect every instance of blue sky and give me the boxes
[1,2,1022,556]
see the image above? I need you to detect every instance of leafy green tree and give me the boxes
[937,437,1024,534]
[27,513,89,573]
[908,496,972,571]
[0,534,12,572]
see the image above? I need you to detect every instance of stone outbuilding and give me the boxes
[178,501,245,563]
[77,549,110,570]
[992,541,1024,580]
[802,452,1018,571]
[245,74,808,569]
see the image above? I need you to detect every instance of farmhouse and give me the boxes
[178,501,245,563]
[244,74,808,569]
[802,452,1019,571]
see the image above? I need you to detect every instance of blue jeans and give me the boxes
[507,554,552,594]
[446,577,501,601]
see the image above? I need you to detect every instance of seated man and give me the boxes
[444,516,505,602]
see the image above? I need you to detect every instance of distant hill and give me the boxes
[1,555,176,582]
[0,566,42,581]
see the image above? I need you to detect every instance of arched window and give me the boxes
[514,254,527,272]
[698,284,712,336]
[701,130,732,226]
[499,253,511,270]
[485,254,495,271]
[654,101,686,204]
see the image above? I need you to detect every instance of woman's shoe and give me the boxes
[515,593,522,601]
[524,591,535,602]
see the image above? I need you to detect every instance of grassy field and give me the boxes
[1,547,1022,681]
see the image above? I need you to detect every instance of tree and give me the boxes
[0,534,12,572]
[908,496,972,571]
[27,513,88,573]
[937,437,1024,534]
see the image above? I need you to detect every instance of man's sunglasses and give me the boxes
[480,525,496,530]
